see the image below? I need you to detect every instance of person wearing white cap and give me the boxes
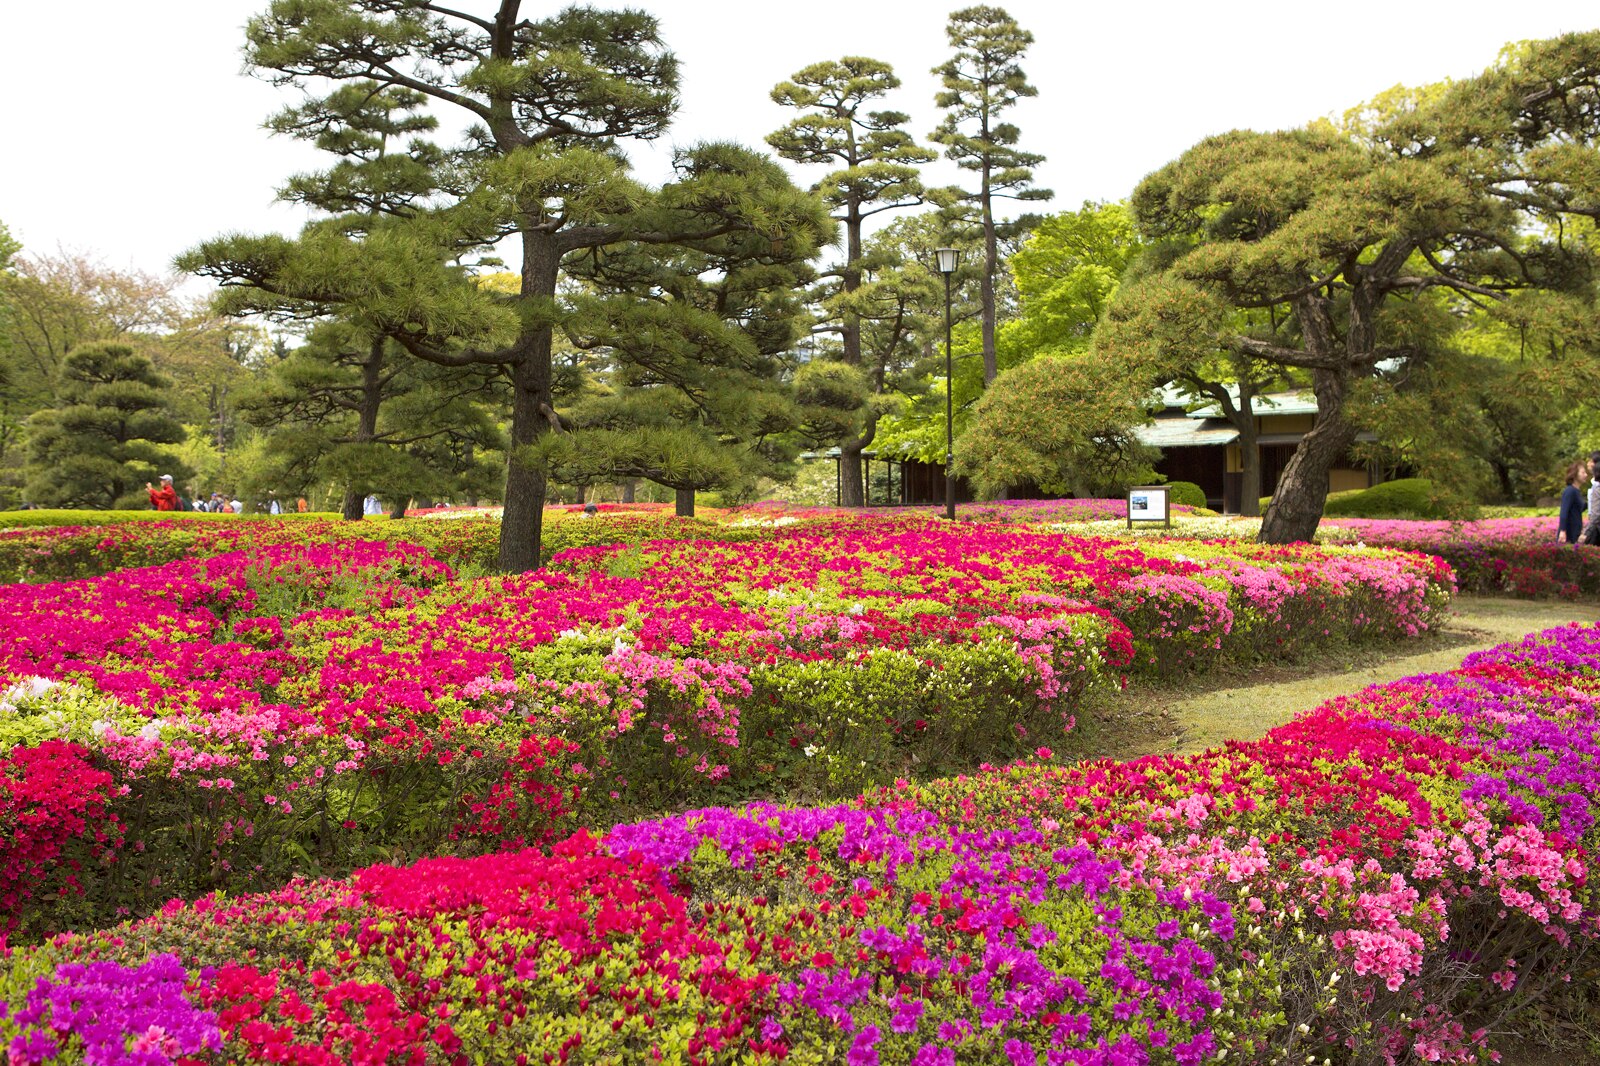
[145,474,179,512]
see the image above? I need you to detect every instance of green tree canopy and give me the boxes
[238,320,505,518]
[930,4,1051,385]
[554,155,832,515]
[1100,32,1600,542]
[954,353,1155,498]
[24,342,188,509]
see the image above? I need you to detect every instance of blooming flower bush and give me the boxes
[5,619,1599,1064]
[0,517,1448,936]
[1324,517,1600,599]
[1042,512,1600,601]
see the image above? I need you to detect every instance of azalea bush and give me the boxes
[0,517,1448,936]
[0,510,763,583]
[1325,517,1600,599]
[1043,512,1600,601]
[4,620,1599,1064]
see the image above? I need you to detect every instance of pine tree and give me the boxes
[1101,32,1600,542]
[24,342,188,508]
[556,146,832,516]
[930,5,1052,386]
[768,57,934,505]
[238,320,503,518]
[185,2,825,570]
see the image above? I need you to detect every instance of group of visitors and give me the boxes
[1558,450,1600,544]
[144,476,305,515]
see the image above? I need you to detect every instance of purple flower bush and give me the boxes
[5,954,219,1065]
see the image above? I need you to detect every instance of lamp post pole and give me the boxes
[935,248,960,521]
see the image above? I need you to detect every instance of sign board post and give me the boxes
[1126,486,1172,530]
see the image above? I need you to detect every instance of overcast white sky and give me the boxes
[3,1,1598,283]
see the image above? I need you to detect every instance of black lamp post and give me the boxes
[934,247,960,521]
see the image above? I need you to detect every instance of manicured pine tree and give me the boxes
[24,342,188,508]
[768,57,935,506]
[186,2,826,571]
[556,146,833,516]
[1099,32,1600,542]
[237,320,504,519]
[930,5,1053,386]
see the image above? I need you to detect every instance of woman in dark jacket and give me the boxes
[1560,461,1588,544]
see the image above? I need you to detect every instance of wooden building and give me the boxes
[1139,389,1378,513]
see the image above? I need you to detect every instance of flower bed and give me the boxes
[0,510,764,583]
[1040,512,1600,601]
[1325,517,1600,599]
[5,620,1597,1064]
[0,519,1448,937]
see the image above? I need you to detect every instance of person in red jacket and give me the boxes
[146,474,180,511]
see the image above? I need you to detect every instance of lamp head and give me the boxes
[934,247,960,275]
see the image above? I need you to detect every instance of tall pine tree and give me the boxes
[768,57,934,506]
[930,5,1052,385]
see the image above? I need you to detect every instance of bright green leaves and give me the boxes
[954,353,1156,498]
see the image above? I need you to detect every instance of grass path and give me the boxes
[1080,596,1600,762]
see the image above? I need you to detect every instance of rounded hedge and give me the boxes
[1321,478,1477,520]
[1164,481,1208,509]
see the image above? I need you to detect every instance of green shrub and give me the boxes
[1322,478,1478,520]
[1164,481,1208,509]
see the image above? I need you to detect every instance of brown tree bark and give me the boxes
[836,197,870,507]
[1257,369,1355,542]
[497,234,558,574]
[1238,426,1263,517]
[674,487,695,517]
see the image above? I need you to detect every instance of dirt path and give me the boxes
[1079,596,1600,762]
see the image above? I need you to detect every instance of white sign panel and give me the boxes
[1127,486,1171,527]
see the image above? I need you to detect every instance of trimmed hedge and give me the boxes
[1163,480,1208,509]
[1257,478,1479,521]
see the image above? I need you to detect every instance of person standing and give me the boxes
[1581,451,1600,545]
[1559,460,1588,544]
[145,474,179,511]
[268,492,282,516]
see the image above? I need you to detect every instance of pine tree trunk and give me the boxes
[389,500,407,519]
[620,479,635,504]
[499,235,558,573]
[341,489,363,522]
[839,446,866,508]
[1239,425,1262,517]
[1258,370,1355,543]
[674,487,695,517]
[980,162,998,385]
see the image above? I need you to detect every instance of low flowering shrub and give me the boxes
[1324,517,1600,599]
[0,518,1448,936]
[5,621,1600,1063]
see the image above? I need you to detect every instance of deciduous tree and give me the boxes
[955,353,1155,498]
